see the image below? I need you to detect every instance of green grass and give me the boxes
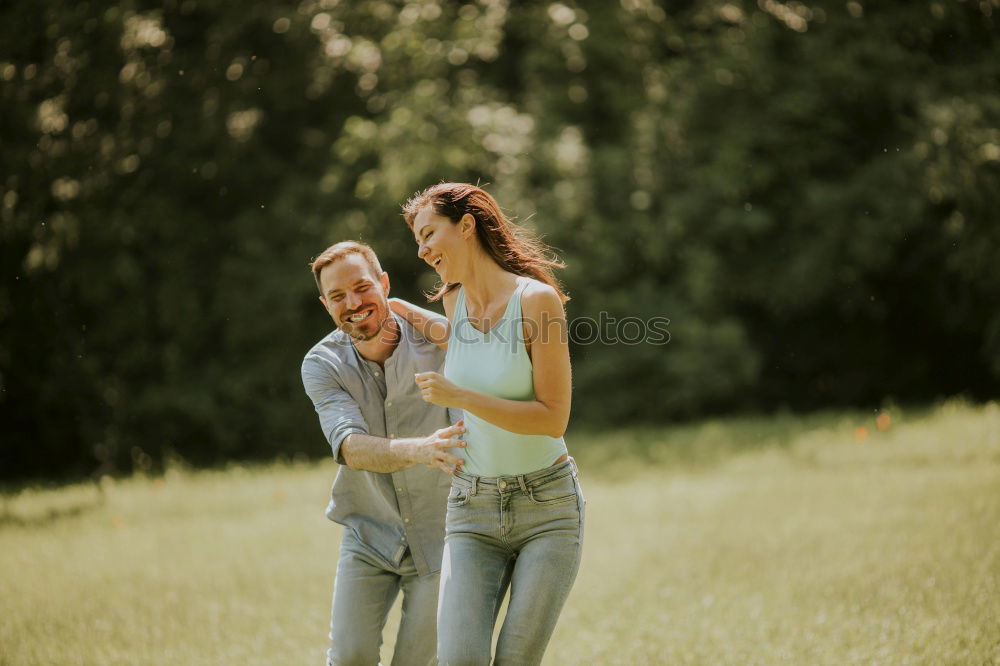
[2,401,999,665]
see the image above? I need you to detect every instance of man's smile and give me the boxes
[346,307,374,324]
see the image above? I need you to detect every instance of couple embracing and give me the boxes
[301,183,585,666]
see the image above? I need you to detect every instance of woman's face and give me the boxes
[411,206,471,283]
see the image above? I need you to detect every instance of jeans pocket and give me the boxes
[527,473,577,505]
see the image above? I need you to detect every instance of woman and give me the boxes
[390,182,584,665]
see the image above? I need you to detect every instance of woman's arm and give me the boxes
[414,284,571,438]
[389,297,451,349]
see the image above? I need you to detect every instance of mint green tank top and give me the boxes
[444,277,568,477]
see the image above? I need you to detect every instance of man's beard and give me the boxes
[344,308,389,342]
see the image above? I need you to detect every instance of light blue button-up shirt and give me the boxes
[301,314,456,575]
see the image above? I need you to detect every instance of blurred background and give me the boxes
[2,0,998,482]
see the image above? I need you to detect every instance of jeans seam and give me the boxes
[500,494,518,547]
[375,574,396,662]
[490,554,515,626]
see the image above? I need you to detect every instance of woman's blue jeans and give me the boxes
[437,458,585,666]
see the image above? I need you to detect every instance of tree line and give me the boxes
[2,0,998,480]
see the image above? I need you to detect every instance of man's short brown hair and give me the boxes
[310,241,384,295]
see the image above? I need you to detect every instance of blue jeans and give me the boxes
[437,458,585,666]
[328,530,439,666]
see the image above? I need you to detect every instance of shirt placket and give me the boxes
[385,353,411,564]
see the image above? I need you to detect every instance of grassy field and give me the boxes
[2,401,998,665]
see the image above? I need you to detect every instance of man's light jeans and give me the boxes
[327,530,439,666]
[436,458,585,665]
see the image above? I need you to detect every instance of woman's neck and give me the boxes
[459,246,519,311]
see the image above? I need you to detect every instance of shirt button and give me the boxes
[396,487,403,492]
[499,480,507,489]
[404,518,410,524]
[387,401,392,407]
[374,371,380,377]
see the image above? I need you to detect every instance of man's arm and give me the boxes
[301,354,465,473]
[341,424,466,474]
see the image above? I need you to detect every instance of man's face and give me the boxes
[319,254,391,342]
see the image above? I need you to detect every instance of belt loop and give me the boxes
[517,475,527,493]
[471,476,479,496]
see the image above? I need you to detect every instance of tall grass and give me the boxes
[2,401,998,665]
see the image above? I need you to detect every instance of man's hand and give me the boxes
[414,372,466,408]
[397,421,467,474]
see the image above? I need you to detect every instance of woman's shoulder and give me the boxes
[517,277,563,313]
[513,274,550,293]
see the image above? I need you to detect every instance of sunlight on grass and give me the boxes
[2,401,998,664]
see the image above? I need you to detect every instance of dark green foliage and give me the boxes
[2,0,998,480]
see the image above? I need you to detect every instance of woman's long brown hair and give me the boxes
[402,183,569,303]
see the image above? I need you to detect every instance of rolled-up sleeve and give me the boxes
[301,355,367,464]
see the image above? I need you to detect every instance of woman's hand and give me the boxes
[414,372,467,408]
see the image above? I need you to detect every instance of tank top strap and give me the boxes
[504,277,531,344]
[450,285,468,343]
[509,276,530,318]
[454,285,467,319]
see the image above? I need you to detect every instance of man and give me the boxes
[301,241,465,666]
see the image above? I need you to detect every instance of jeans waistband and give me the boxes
[452,457,577,494]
